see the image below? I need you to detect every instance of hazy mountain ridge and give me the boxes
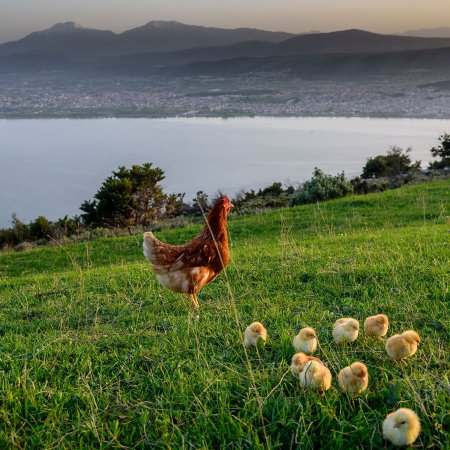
[1,23,450,79]
[92,28,450,74]
[401,26,450,38]
[0,21,293,60]
[3,22,450,63]
[115,21,293,54]
[274,29,450,54]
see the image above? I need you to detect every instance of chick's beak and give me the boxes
[393,424,401,429]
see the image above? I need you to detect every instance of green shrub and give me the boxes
[29,215,51,240]
[361,146,421,179]
[291,168,353,205]
[429,133,450,169]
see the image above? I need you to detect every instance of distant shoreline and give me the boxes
[1,113,450,120]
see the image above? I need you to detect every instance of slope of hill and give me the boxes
[116,20,293,54]
[275,29,450,54]
[0,180,448,448]
[0,52,73,72]
[168,46,450,78]
[0,22,118,60]
[96,29,450,73]
[98,40,276,74]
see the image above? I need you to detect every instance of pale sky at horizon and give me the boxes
[1,0,449,44]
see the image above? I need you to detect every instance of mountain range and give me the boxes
[0,21,293,60]
[1,22,450,78]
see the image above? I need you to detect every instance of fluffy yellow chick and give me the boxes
[299,360,332,392]
[244,322,267,348]
[333,318,360,344]
[364,314,389,338]
[385,330,420,361]
[293,327,318,354]
[383,408,421,446]
[338,362,369,395]
[290,352,325,376]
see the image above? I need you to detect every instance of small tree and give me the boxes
[191,191,210,215]
[259,182,284,197]
[361,146,420,179]
[29,216,51,240]
[80,163,170,227]
[164,193,188,218]
[429,133,450,169]
[80,200,100,227]
[53,215,80,238]
[11,213,29,243]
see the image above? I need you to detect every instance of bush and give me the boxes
[14,242,36,252]
[29,216,51,240]
[429,133,450,169]
[232,182,293,213]
[361,146,421,179]
[351,177,391,194]
[291,168,353,205]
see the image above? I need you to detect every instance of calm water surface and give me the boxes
[0,117,448,227]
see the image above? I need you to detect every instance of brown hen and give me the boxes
[143,196,233,309]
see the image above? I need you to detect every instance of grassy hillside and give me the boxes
[0,180,448,449]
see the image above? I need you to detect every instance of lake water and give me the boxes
[0,117,448,227]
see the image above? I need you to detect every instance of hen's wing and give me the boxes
[143,231,216,271]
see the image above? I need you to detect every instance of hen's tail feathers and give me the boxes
[143,231,159,263]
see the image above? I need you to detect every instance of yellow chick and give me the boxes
[290,352,326,376]
[364,314,389,338]
[383,408,421,446]
[385,330,420,361]
[333,318,360,344]
[299,360,332,392]
[293,327,318,354]
[244,322,267,348]
[338,362,369,395]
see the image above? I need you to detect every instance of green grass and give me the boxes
[0,180,449,449]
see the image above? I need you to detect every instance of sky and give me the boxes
[1,0,449,43]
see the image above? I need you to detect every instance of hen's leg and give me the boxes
[189,294,199,309]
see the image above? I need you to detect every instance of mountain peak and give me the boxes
[337,29,379,35]
[143,20,185,29]
[47,22,85,33]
